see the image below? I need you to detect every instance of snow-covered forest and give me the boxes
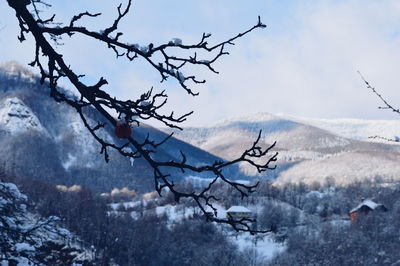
[2,0,400,265]
[1,63,400,265]
[3,168,400,265]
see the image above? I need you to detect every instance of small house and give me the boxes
[226,206,252,219]
[349,199,387,222]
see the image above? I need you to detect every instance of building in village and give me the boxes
[226,206,252,219]
[349,199,387,223]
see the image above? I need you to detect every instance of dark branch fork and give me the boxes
[7,0,277,232]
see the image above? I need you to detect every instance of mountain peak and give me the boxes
[0,97,45,134]
[213,112,278,127]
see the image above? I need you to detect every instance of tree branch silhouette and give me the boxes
[359,71,400,143]
[6,0,277,232]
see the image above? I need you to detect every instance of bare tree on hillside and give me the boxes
[5,0,278,232]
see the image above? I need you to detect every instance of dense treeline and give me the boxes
[194,178,400,265]
[3,173,247,265]
[4,166,400,265]
[266,181,400,266]
[0,174,92,265]
[268,212,400,266]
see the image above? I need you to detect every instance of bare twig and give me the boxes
[6,0,276,233]
[359,71,400,115]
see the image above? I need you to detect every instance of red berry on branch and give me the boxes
[115,121,132,139]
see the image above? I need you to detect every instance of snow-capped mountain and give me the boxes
[0,97,46,135]
[0,61,224,193]
[4,60,400,190]
[167,113,400,186]
[274,113,400,143]
[197,112,400,144]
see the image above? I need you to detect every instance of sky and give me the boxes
[1,0,400,127]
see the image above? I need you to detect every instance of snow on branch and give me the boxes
[6,0,276,233]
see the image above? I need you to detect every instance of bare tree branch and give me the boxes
[6,0,276,233]
[359,71,400,143]
[359,71,400,115]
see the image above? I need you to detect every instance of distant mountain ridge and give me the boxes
[195,112,400,143]
[3,61,400,190]
[245,113,400,143]
[166,113,400,186]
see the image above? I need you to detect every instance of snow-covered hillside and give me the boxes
[0,181,92,265]
[276,150,400,186]
[195,112,400,143]
[279,114,400,143]
[213,112,400,143]
[108,196,288,262]
[166,112,400,186]
[0,61,225,193]
[0,97,46,135]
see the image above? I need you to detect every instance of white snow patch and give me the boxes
[170,38,182,45]
[0,97,46,135]
[204,203,227,219]
[3,182,27,201]
[121,147,135,166]
[15,242,35,252]
[184,175,216,188]
[305,190,325,198]
[155,204,195,222]
[229,232,285,261]
[226,206,252,213]
[62,153,77,170]
[109,200,141,211]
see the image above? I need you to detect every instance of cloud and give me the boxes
[187,0,400,126]
[1,1,400,127]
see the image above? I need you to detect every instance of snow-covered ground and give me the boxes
[107,198,287,262]
[228,232,286,261]
[109,200,142,211]
[155,204,196,222]
[184,175,251,188]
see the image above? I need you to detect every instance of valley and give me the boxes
[1,62,400,265]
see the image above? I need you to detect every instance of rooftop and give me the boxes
[226,206,251,213]
[350,199,382,213]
